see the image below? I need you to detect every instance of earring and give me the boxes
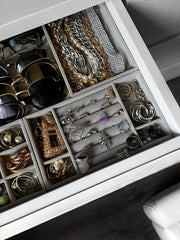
[0,128,24,151]
[129,101,155,123]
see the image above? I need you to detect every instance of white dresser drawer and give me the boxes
[0,0,180,238]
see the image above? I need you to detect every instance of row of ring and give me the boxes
[60,87,116,125]
[65,119,130,144]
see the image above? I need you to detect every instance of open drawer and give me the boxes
[0,0,180,238]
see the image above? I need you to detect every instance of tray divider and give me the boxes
[42,25,74,97]
[51,109,79,173]
[111,83,141,140]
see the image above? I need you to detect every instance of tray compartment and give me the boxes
[5,168,44,202]
[0,182,10,208]
[43,156,77,189]
[44,3,137,96]
[0,145,37,178]
[0,120,45,212]
[0,122,26,153]
[50,70,173,174]
[23,110,79,189]
[55,85,140,173]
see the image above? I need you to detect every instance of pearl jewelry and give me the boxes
[3,133,12,143]
[15,135,23,144]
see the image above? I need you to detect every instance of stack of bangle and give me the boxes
[11,171,40,197]
[6,148,31,173]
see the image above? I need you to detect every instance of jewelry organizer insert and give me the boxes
[0,120,45,211]
[0,1,177,216]
[24,70,172,190]
[56,70,172,167]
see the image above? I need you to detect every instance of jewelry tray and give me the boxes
[0,1,179,228]
[23,69,172,187]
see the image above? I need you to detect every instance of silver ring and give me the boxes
[79,112,89,119]
[61,113,74,125]
[118,120,130,134]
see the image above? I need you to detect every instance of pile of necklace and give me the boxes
[48,8,125,92]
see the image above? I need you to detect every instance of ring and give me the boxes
[104,87,115,101]
[79,112,89,119]
[126,134,140,149]
[86,128,98,137]
[46,158,75,180]
[118,120,130,134]
[61,113,74,125]
[112,109,124,117]
[47,159,65,179]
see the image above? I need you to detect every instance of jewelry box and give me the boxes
[0,0,180,238]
